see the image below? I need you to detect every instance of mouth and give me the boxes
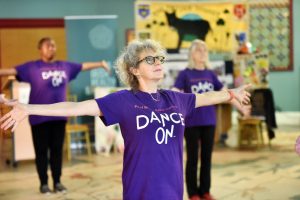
[153,68,162,72]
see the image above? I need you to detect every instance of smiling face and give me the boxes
[131,50,165,83]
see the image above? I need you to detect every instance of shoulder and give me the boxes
[56,61,80,66]
[101,89,132,99]
[207,69,217,76]
[180,68,192,74]
[16,60,39,70]
[161,89,194,98]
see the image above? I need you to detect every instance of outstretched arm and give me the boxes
[0,68,17,76]
[0,95,102,131]
[195,84,251,108]
[82,60,110,73]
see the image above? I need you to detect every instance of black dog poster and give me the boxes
[135,1,248,53]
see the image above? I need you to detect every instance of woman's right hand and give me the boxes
[0,95,28,131]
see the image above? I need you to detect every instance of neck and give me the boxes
[195,63,206,70]
[138,80,158,93]
[41,57,54,63]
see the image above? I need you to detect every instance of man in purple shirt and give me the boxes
[0,39,251,200]
[0,37,109,194]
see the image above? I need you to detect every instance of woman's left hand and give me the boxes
[231,84,252,105]
[101,60,111,73]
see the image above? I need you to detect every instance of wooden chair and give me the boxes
[65,95,92,161]
[237,88,274,148]
[237,116,265,147]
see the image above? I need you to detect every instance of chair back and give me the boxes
[251,90,266,116]
[67,94,79,125]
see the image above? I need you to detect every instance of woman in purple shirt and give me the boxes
[173,39,250,200]
[0,39,251,200]
[0,37,109,194]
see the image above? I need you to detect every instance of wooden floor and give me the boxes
[0,125,299,200]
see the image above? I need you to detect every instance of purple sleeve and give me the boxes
[94,91,124,126]
[15,62,31,82]
[64,61,82,81]
[173,70,186,90]
[169,90,196,116]
[211,71,223,91]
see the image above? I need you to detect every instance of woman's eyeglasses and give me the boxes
[136,56,165,66]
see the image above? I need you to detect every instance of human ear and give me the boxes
[130,67,140,76]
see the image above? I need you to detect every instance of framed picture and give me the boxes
[249,0,293,71]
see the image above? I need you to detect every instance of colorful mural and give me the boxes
[135,1,249,53]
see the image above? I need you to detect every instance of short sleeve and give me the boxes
[211,71,223,91]
[64,61,82,81]
[15,62,31,82]
[173,70,186,90]
[94,90,125,126]
[168,90,196,117]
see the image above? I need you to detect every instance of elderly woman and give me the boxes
[173,39,250,200]
[0,39,251,200]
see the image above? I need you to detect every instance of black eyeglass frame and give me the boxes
[136,56,165,66]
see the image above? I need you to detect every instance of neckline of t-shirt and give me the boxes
[134,89,161,95]
[131,89,164,109]
[136,90,162,102]
[38,60,58,65]
[190,68,208,72]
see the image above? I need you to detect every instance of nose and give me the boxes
[154,57,164,65]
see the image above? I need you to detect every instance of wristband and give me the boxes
[227,90,235,102]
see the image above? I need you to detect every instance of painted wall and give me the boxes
[0,0,299,111]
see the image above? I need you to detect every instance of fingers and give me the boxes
[11,121,19,132]
[242,96,251,105]
[241,90,252,104]
[245,91,251,97]
[102,61,109,71]
[103,61,112,75]
[1,117,16,130]
[0,112,11,123]
[0,94,8,103]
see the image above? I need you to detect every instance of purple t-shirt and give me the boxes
[16,60,82,125]
[95,89,195,200]
[174,68,223,126]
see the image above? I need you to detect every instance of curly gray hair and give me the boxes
[115,39,166,90]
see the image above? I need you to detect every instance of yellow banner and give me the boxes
[135,1,248,53]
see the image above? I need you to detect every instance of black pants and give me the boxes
[31,120,66,186]
[184,125,215,197]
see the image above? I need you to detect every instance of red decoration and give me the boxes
[234,4,246,19]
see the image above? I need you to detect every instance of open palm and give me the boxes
[232,84,252,105]
[0,95,28,131]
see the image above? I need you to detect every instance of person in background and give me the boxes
[0,37,110,195]
[173,39,251,200]
[0,39,251,200]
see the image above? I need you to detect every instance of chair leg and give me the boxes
[238,123,242,147]
[66,132,71,161]
[259,122,264,146]
[84,131,92,157]
[255,125,261,147]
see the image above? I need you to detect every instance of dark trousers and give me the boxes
[184,125,215,197]
[31,120,66,186]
